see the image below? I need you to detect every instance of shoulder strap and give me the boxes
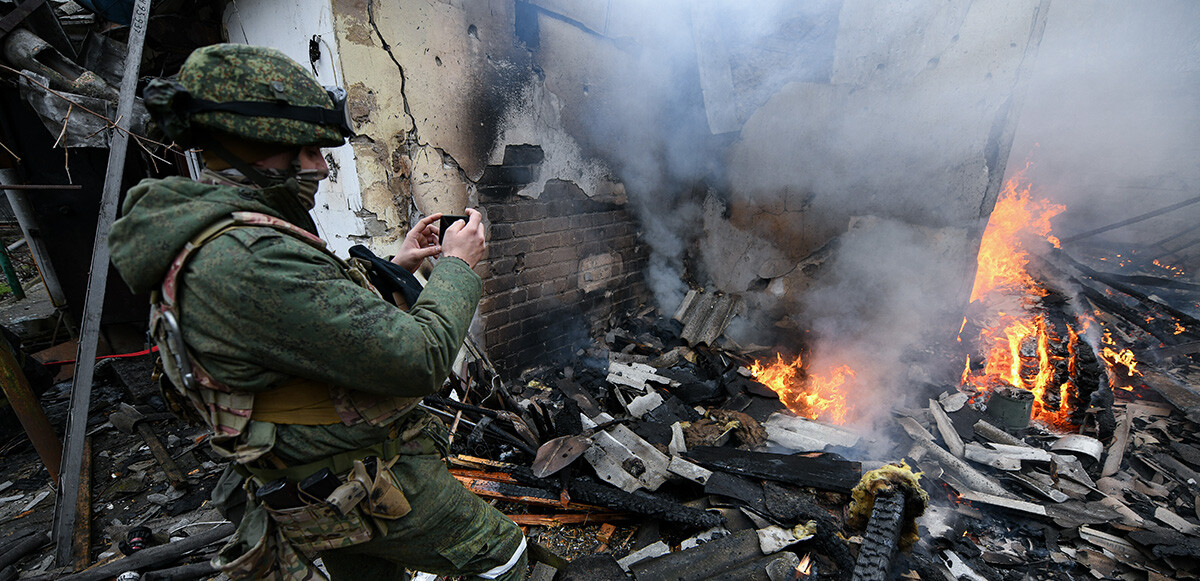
[160,211,335,309]
[155,211,345,394]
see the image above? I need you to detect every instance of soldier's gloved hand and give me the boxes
[392,213,443,273]
[441,208,487,269]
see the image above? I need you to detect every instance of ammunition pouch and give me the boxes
[351,456,412,520]
[254,455,412,556]
[262,478,375,554]
[214,501,330,581]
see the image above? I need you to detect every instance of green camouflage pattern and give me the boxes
[177,44,344,147]
[215,502,330,580]
[264,498,376,554]
[110,173,523,579]
[109,176,482,459]
[110,176,481,398]
[315,420,528,580]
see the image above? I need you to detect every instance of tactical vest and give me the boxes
[151,211,421,462]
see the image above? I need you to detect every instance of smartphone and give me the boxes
[439,215,468,242]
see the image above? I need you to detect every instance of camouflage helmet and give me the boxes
[145,44,349,149]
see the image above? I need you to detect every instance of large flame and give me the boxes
[750,354,854,424]
[962,173,1080,429]
[970,170,1064,301]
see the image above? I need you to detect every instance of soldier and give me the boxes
[109,44,527,580]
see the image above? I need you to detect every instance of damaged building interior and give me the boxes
[0,0,1198,579]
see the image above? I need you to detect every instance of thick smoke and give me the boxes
[551,1,1198,428]
[1009,1,1200,249]
[798,217,972,427]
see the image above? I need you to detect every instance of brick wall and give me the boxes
[479,178,650,376]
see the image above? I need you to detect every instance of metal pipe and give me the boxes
[0,169,67,306]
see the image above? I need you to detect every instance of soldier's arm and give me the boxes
[185,230,482,396]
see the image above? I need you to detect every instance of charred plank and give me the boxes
[850,490,907,581]
[686,447,861,493]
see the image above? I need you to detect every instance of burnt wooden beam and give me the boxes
[1028,252,1183,344]
[509,513,634,527]
[1060,192,1200,245]
[1138,370,1200,424]
[453,475,605,512]
[568,478,725,529]
[140,560,218,581]
[850,490,907,581]
[449,455,724,528]
[685,446,861,494]
[628,529,762,581]
[1049,247,1200,336]
[0,337,61,481]
[0,531,49,572]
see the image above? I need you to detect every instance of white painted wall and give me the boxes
[221,0,365,257]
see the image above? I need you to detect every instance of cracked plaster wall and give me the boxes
[222,0,367,256]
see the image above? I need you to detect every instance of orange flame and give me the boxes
[970,171,1065,301]
[1101,347,1140,377]
[750,354,854,424]
[963,172,1074,429]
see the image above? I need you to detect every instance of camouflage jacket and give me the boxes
[109,176,482,463]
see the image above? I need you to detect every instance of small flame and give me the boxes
[794,553,812,578]
[1101,347,1140,377]
[750,354,855,424]
[1174,322,1186,335]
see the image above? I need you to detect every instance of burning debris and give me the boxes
[0,2,1196,581]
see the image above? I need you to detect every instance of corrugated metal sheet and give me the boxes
[672,289,741,347]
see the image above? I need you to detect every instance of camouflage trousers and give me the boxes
[215,413,527,580]
[319,452,527,580]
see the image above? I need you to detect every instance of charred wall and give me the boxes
[480,180,649,374]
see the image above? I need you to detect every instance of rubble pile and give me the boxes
[416,285,1200,580]
[0,273,1196,581]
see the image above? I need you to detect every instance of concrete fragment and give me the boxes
[939,391,969,412]
[681,527,729,550]
[756,524,814,554]
[669,422,687,455]
[607,361,671,390]
[627,388,664,418]
[672,289,742,347]
[941,550,989,581]
[929,399,964,458]
[584,425,672,492]
[1155,506,1200,535]
[964,442,1052,470]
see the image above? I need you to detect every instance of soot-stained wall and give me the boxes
[479,179,649,374]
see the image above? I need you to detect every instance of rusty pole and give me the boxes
[0,337,61,481]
